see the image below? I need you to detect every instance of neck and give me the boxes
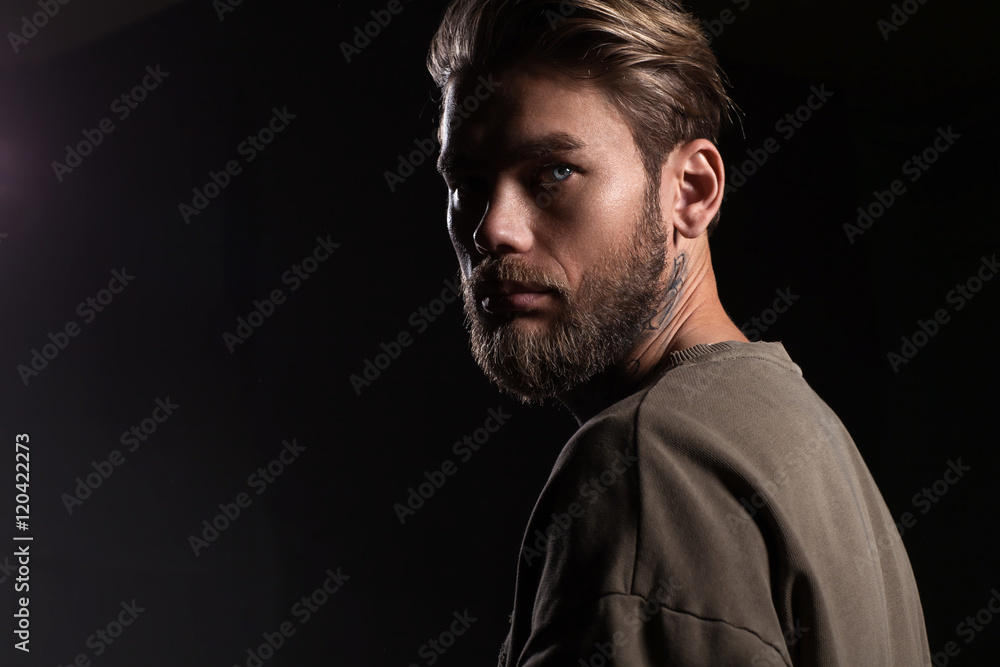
[557,240,748,424]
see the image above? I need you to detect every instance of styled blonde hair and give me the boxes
[427,0,735,233]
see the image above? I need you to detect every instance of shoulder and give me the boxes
[633,340,850,481]
[530,341,833,630]
[534,340,822,562]
[521,344,799,604]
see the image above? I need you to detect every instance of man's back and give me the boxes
[500,341,930,666]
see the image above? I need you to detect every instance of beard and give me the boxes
[461,179,673,404]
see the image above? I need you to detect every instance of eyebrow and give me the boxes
[436,132,586,175]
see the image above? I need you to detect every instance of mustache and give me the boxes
[466,258,568,298]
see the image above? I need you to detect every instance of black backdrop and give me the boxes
[0,0,997,665]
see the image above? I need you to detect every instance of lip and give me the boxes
[480,281,556,313]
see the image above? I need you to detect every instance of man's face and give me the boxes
[437,66,671,402]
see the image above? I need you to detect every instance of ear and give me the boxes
[661,139,725,239]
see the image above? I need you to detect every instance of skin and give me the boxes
[437,65,748,424]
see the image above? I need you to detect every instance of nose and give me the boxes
[470,178,533,257]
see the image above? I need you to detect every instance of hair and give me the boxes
[427,0,736,235]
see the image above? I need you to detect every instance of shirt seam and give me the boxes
[670,351,800,377]
[571,590,791,666]
[628,396,642,596]
[621,355,792,667]
[591,349,800,427]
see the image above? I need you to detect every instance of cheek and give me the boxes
[448,207,474,248]
[544,177,645,264]
[448,233,474,277]
[592,168,649,225]
[447,195,490,246]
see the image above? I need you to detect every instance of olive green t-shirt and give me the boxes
[498,341,930,666]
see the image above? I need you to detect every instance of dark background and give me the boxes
[0,0,997,665]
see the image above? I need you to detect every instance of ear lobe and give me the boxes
[668,139,725,239]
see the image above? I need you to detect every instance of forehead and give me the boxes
[438,66,637,170]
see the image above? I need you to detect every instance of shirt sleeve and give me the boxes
[503,403,796,667]
[503,352,932,666]
[516,591,791,667]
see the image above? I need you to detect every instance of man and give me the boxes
[427,0,931,664]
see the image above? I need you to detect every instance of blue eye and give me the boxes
[549,164,573,182]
